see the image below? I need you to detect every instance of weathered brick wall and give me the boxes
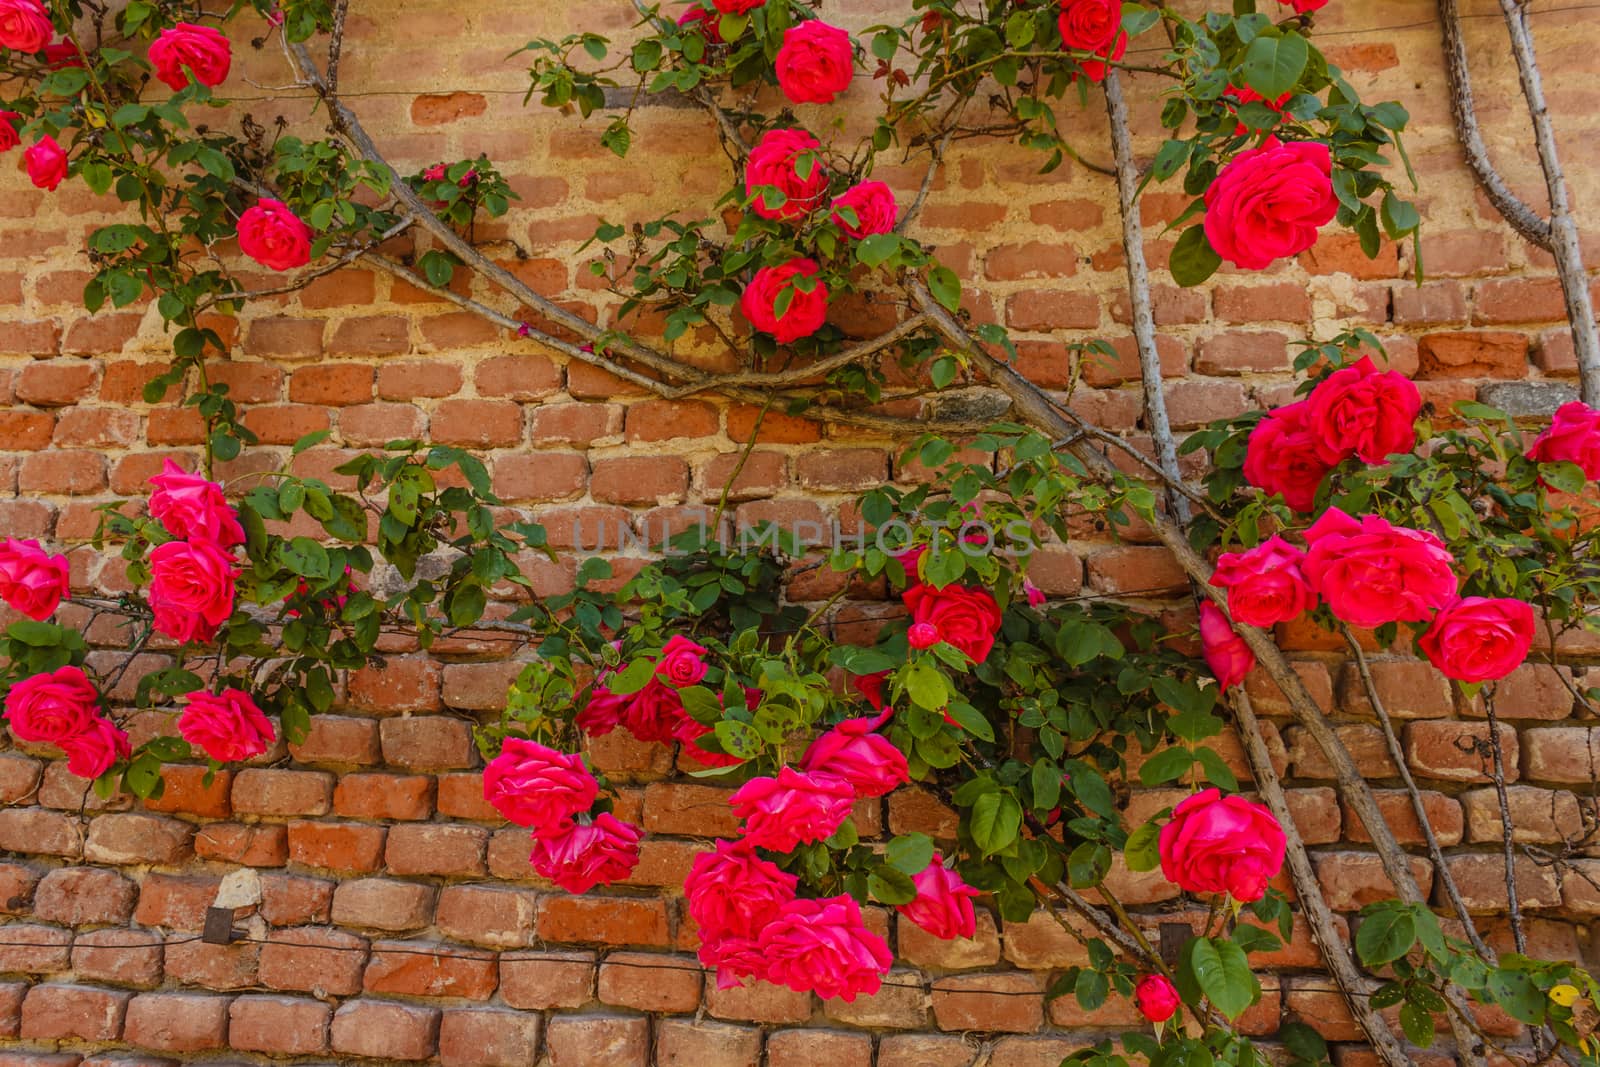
[0,1,1597,1064]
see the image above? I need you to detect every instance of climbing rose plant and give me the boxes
[0,1,1598,1065]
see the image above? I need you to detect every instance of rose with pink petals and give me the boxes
[1527,401,1600,481]
[24,135,65,190]
[677,4,723,43]
[1198,601,1255,690]
[147,459,245,547]
[148,22,231,91]
[1135,973,1181,1023]
[1419,596,1537,684]
[1306,356,1421,465]
[852,670,890,712]
[741,258,829,344]
[655,634,709,688]
[0,0,52,53]
[1204,138,1337,270]
[61,716,130,780]
[907,622,941,649]
[0,111,20,153]
[1302,507,1457,627]
[897,853,981,940]
[711,0,763,10]
[1242,401,1335,513]
[237,199,312,271]
[179,688,275,763]
[620,678,689,744]
[1159,787,1285,902]
[576,680,628,736]
[3,665,100,744]
[528,813,641,893]
[0,538,70,621]
[148,538,238,645]
[483,737,598,831]
[759,894,894,1001]
[730,766,854,852]
[775,21,854,105]
[830,181,897,238]
[800,727,908,798]
[1210,536,1316,627]
[685,839,798,948]
[745,128,828,222]
[903,583,1003,665]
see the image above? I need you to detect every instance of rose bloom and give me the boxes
[742,258,829,344]
[1204,138,1337,270]
[895,544,929,589]
[148,538,239,645]
[745,128,828,222]
[675,716,746,768]
[1528,401,1600,480]
[1210,536,1316,627]
[897,853,981,940]
[1307,355,1421,465]
[1135,973,1181,1024]
[147,459,245,547]
[711,0,763,10]
[42,40,83,68]
[759,894,894,1002]
[830,180,897,238]
[24,135,66,191]
[148,22,232,91]
[677,4,723,43]
[0,0,52,53]
[1023,579,1047,609]
[852,670,889,711]
[179,687,276,763]
[620,678,689,744]
[776,21,854,105]
[0,111,19,153]
[730,766,854,852]
[0,538,70,621]
[576,681,627,736]
[3,665,100,744]
[907,622,941,649]
[1302,507,1458,627]
[61,716,130,780]
[482,737,598,831]
[1075,28,1126,84]
[237,199,313,271]
[903,583,1004,665]
[655,634,709,688]
[1419,597,1537,684]
[529,813,641,893]
[699,934,770,989]
[1057,0,1121,51]
[1159,787,1286,902]
[800,727,909,798]
[1278,0,1329,12]
[1242,401,1334,513]
[685,839,798,944]
[1198,601,1255,690]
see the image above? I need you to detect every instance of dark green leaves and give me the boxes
[1186,937,1259,1019]
[1240,31,1309,99]
[1170,226,1222,287]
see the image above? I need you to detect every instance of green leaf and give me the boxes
[1170,225,1222,287]
[903,662,948,711]
[886,833,935,875]
[869,865,918,905]
[1124,819,1162,872]
[1139,746,1196,786]
[1241,31,1309,99]
[970,791,1023,856]
[279,537,331,579]
[856,232,901,267]
[1189,936,1259,1019]
[1380,191,1420,238]
[1193,746,1239,791]
[944,702,995,742]
[1487,969,1546,1025]
[713,719,763,760]
[927,266,961,312]
[1031,758,1062,811]
[1399,1001,1435,1047]
[1354,906,1416,967]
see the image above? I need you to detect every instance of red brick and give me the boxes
[642,782,739,837]
[377,360,463,399]
[413,91,488,125]
[1337,659,1455,719]
[0,808,83,857]
[1213,282,1312,324]
[1081,336,1190,387]
[431,399,524,447]
[331,878,436,931]
[537,896,669,946]
[544,1015,650,1067]
[347,656,443,713]
[591,455,690,505]
[879,1034,978,1067]
[385,822,487,876]
[530,401,623,444]
[194,823,288,866]
[83,812,192,865]
[1313,851,1434,910]
[228,994,330,1055]
[239,404,330,444]
[330,999,440,1061]
[437,772,505,822]
[476,354,563,398]
[333,773,435,820]
[1417,331,1529,379]
[340,401,426,444]
[70,929,163,988]
[708,978,815,1024]
[162,938,259,990]
[494,451,588,501]
[288,820,388,872]
[21,984,130,1041]
[1084,545,1186,596]
[259,926,367,995]
[18,451,106,495]
[232,768,334,815]
[1443,853,1561,912]
[259,872,333,926]
[1298,232,1398,279]
[288,715,382,765]
[1521,726,1600,782]
[931,973,1043,1033]
[1194,331,1289,374]
[1393,281,1467,324]
[144,765,232,818]
[1405,720,1519,783]
[1462,786,1583,844]
[421,311,501,348]
[133,874,218,930]
[328,315,410,355]
[1005,290,1100,330]
[900,909,1001,970]
[1473,277,1567,324]
[1343,789,1463,847]
[122,992,229,1051]
[380,716,475,770]
[655,1018,762,1064]
[15,361,95,407]
[0,924,72,973]
[33,866,135,925]
[364,940,497,999]
[598,952,702,1013]
[767,1028,874,1067]
[499,951,596,1009]
[0,411,54,449]
[439,1008,543,1067]
[437,885,537,949]
[1164,379,1249,427]
[985,241,1078,280]
[289,363,374,406]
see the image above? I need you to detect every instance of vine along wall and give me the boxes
[0,1,1597,1065]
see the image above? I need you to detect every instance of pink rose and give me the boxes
[179,687,275,763]
[1135,973,1181,1023]
[3,665,100,744]
[852,670,889,711]
[148,538,239,645]
[745,128,828,222]
[0,111,19,153]
[147,459,245,547]
[775,21,853,105]
[903,583,1004,664]
[742,258,829,344]
[800,727,908,798]
[24,135,66,191]
[1158,787,1286,902]
[730,766,854,852]
[1307,356,1421,465]
[1210,536,1316,627]
[0,538,70,621]
[620,678,689,744]
[711,0,763,10]
[655,634,709,688]
[830,181,897,238]
[677,4,723,43]
[1242,400,1335,513]
[528,813,641,893]
[0,0,51,53]
[61,716,130,780]
[1204,138,1337,270]
[148,22,231,91]
[675,718,746,768]
[482,737,597,831]
[759,894,893,1002]
[1023,579,1046,609]
[686,839,798,946]
[1419,596,1536,684]
[1527,401,1600,480]
[576,681,628,736]
[1198,601,1255,690]
[237,199,312,272]
[897,852,980,940]
[895,544,929,589]
[1074,28,1126,83]
[907,622,941,649]
[1302,507,1457,627]
[1277,0,1329,12]
[42,40,85,68]
[1057,0,1121,51]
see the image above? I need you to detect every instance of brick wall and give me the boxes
[0,1,1597,1064]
